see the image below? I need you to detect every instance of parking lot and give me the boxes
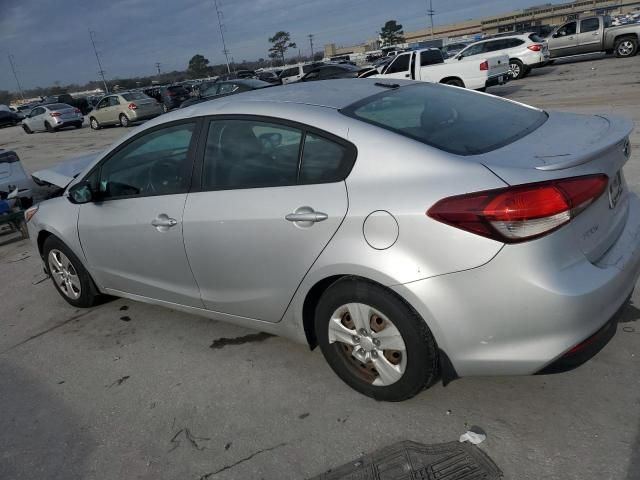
[1,55,640,480]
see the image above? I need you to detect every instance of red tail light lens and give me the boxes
[427,175,608,243]
[74,108,81,113]
[128,103,138,110]
[49,112,61,117]
[480,60,489,71]
[528,44,543,51]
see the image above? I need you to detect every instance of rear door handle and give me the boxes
[285,207,328,224]
[151,214,178,230]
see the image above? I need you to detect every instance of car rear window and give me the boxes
[46,103,73,110]
[528,34,545,42]
[122,92,149,101]
[341,83,548,156]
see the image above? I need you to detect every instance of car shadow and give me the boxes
[0,362,94,480]
[627,420,640,480]
[618,302,640,324]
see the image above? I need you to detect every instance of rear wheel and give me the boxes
[45,121,55,133]
[119,114,130,127]
[442,78,464,87]
[315,278,439,401]
[43,236,100,308]
[22,124,33,134]
[509,59,525,79]
[89,117,100,130]
[615,37,638,58]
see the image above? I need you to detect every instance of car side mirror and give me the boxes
[67,182,94,204]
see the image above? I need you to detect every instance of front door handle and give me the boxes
[285,207,328,224]
[151,214,178,230]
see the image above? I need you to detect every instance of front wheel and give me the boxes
[43,236,100,308]
[22,124,33,134]
[315,278,439,401]
[509,59,525,79]
[615,37,638,58]
[45,121,55,133]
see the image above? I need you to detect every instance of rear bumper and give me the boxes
[485,74,509,88]
[130,110,162,122]
[392,193,640,377]
[52,117,83,127]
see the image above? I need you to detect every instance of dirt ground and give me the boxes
[1,54,639,480]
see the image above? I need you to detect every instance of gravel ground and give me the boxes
[1,54,639,480]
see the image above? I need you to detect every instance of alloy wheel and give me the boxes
[90,118,99,129]
[509,62,521,78]
[618,41,634,56]
[48,249,81,300]
[328,303,407,386]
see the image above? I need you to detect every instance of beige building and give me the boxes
[324,0,640,57]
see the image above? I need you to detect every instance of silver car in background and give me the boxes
[26,80,639,401]
[22,103,83,133]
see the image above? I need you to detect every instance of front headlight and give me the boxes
[24,205,38,223]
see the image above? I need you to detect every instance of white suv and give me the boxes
[279,62,325,85]
[453,33,549,80]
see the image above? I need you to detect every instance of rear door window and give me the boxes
[420,50,442,66]
[580,18,600,33]
[299,134,355,184]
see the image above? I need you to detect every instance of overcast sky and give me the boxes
[1,0,541,90]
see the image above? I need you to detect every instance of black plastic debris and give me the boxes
[311,440,502,479]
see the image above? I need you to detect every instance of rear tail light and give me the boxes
[128,103,138,110]
[49,112,61,117]
[528,44,543,51]
[480,60,488,71]
[74,108,81,113]
[427,175,608,243]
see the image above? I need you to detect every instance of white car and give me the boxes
[279,62,325,84]
[451,33,549,80]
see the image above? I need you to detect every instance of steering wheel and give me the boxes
[146,159,182,194]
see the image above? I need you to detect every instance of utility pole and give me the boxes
[427,0,435,39]
[212,0,231,74]
[308,34,315,60]
[155,62,161,75]
[88,29,109,94]
[7,54,25,101]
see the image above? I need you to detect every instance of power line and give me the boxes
[88,29,109,94]
[308,34,315,59]
[212,0,231,74]
[7,54,24,100]
[427,0,435,39]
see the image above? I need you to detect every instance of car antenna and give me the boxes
[374,82,400,89]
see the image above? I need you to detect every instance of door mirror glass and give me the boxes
[68,182,94,204]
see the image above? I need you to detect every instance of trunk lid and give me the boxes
[474,111,633,262]
[485,54,509,77]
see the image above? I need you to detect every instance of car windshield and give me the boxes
[46,103,73,110]
[341,83,548,155]
[122,92,149,101]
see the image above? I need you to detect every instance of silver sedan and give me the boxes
[25,79,640,401]
[22,103,84,133]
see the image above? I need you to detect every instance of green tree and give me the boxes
[379,20,405,46]
[188,54,211,78]
[268,31,297,65]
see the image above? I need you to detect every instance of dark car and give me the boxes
[0,110,22,128]
[41,94,92,115]
[160,85,191,112]
[257,71,282,84]
[180,79,273,108]
[299,64,363,82]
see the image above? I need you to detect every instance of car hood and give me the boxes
[32,151,100,188]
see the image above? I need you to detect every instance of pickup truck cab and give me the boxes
[368,48,509,91]
[547,15,640,59]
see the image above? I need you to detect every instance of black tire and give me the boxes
[161,104,169,113]
[509,59,525,80]
[43,236,100,308]
[314,277,439,402]
[22,124,33,134]
[89,117,100,130]
[615,37,638,58]
[442,78,464,87]
[45,121,55,133]
[119,114,130,127]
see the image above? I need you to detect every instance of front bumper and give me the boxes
[392,193,640,377]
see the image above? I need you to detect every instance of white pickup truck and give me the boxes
[362,48,510,91]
